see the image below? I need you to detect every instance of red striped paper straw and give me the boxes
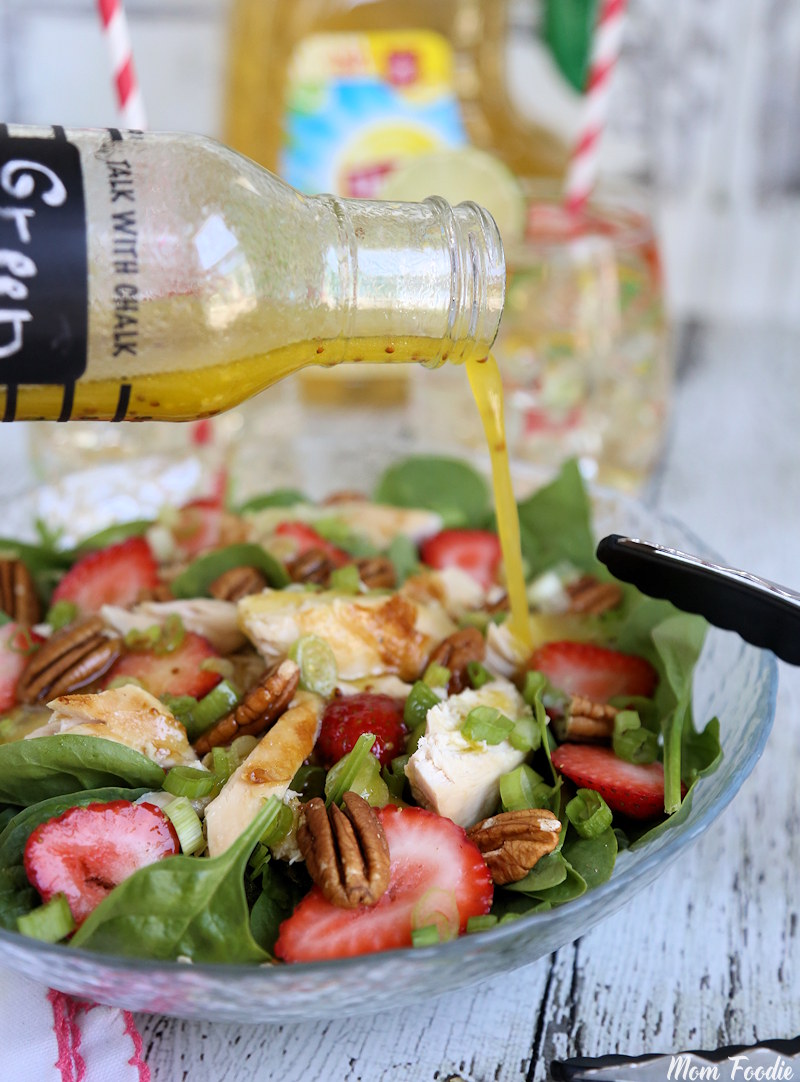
[563,0,627,216]
[96,0,147,130]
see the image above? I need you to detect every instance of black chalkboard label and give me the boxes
[0,130,88,388]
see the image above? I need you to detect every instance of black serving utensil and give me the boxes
[596,534,800,665]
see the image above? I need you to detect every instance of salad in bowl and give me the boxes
[0,455,774,1019]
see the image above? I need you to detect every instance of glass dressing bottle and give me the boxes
[0,125,504,424]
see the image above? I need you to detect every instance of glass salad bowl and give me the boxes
[0,458,778,1023]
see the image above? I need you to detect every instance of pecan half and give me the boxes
[355,556,396,590]
[17,616,123,703]
[287,548,336,586]
[192,658,299,754]
[553,695,618,742]
[428,626,486,694]
[322,490,367,505]
[467,809,561,885]
[566,575,623,615]
[0,558,40,625]
[209,565,267,602]
[298,791,390,908]
[136,582,174,604]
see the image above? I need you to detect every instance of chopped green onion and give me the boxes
[163,765,217,799]
[185,680,240,740]
[522,669,547,706]
[199,656,235,680]
[124,624,162,651]
[45,599,77,631]
[329,564,361,594]
[289,633,337,697]
[466,914,498,934]
[403,681,439,729]
[165,680,240,742]
[382,757,408,800]
[566,788,613,839]
[324,732,376,807]
[508,714,541,753]
[458,611,491,633]
[7,626,39,656]
[107,675,146,691]
[260,799,294,847]
[164,796,205,854]
[211,746,234,783]
[461,705,514,745]
[157,614,185,654]
[500,764,555,812]
[422,662,450,689]
[614,727,659,764]
[612,709,658,764]
[411,924,441,948]
[466,660,492,689]
[17,893,75,942]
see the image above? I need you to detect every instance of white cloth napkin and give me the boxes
[0,969,149,1082]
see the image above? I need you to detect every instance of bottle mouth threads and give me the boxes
[423,195,506,366]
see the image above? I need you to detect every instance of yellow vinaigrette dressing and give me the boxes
[467,354,532,648]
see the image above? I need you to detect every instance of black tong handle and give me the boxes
[596,534,800,664]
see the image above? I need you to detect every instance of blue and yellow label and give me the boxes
[281,30,466,197]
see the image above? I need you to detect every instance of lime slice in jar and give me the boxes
[377,146,526,247]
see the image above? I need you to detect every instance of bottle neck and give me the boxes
[318,193,505,366]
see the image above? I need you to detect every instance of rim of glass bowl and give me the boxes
[0,458,779,1013]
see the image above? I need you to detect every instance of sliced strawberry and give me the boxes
[529,641,657,703]
[274,805,493,963]
[551,743,677,820]
[0,622,42,712]
[24,800,179,926]
[419,529,501,590]
[51,537,158,613]
[170,498,227,560]
[317,692,406,768]
[103,630,222,699]
[273,521,350,568]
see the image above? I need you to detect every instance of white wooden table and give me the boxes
[2,320,798,1079]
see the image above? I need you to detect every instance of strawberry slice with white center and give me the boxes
[529,640,657,703]
[24,800,180,926]
[419,529,501,590]
[103,630,222,700]
[552,743,678,820]
[274,805,493,963]
[51,536,159,613]
[170,497,232,560]
[0,622,41,712]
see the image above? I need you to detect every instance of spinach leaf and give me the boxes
[237,489,307,513]
[0,786,149,930]
[386,534,420,585]
[374,456,491,527]
[649,614,708,813]
[66,520,154,557]
[505,851,567,893]
[170,543,290,598]
[516,459,598,578]
[72,798,278,963]
[0,736,164,806]
[561,826,617,890]
[249,861,310,955]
